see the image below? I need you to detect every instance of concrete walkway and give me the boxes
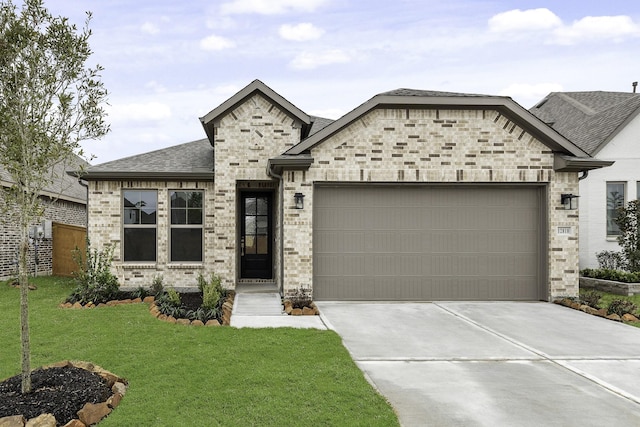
[229,285,326,329]
[317,301,640,427]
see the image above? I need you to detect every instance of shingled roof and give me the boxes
[1,154,88,204]
[529,91,640,155]
[80,138,213,180]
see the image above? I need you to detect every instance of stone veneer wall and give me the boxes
[211,93,303,288]
[0,189,87,280]
[280,108,580,300]
[87,180,215,288]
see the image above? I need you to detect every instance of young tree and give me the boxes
[0,0,108,393]
[615,200,640,272]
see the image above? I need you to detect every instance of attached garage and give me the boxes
[313,185,547,301]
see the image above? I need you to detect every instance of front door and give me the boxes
[240,192,273,279]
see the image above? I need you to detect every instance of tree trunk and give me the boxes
[19,234,31,394]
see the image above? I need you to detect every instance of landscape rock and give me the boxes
[302,306,315,315]
[72,302,83,309]
[177,318,191,325]
[107,393,122,409]
[143,296,155,304]
[191,320,204,326]
[62,420,86,427]
[77,403,111,426]
[205,319,221,326]
[291,308,302,316]
[0,415,26,427]
[132,297,142,303]
[167,316,177,323]
[606,313,621,321]
[112,381,127,396]
[25,414,56,427]
[622,313,639,322]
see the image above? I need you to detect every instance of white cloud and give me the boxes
[488,8,640,45]
[554,15,640,44]
[199,34,236,51]
[107,102,172,123]
[279,23,325,41]
[141,21,160,35]
[488,8,562,33]
[290,49,351,70]
[220,0,327,15]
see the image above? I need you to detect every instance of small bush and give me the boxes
[596,251,625,271]
[581,268,640,283]
[150,275,164,296]
[132,286,149,299]
[166,287,181,306]
[580,290,602,308]
[607,299,638,317]
[67,241,119,304]
[288,287,313,309]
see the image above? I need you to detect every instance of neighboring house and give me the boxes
[530,91,639,269]
[0,155,88,280]
[79,80,612,301]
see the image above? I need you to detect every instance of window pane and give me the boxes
[171,191,187,208]
[244,235,256,254]
[171,208,186,225]
[124,208,139,224]
[257,216,268,235]
[637,182,640,199]
[188,209,202,224]
[171,228,202,262]
[245,216,256,235]
[257,197,268,215]
[257,235,268,254]
[123,191,139,208]
[124,228,156,262]
[140,191,157,209]
[607,183,625,236]
[245,197,256,215]
[188,192,203,208]
[140,208,157,224]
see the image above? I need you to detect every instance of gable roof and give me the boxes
[78,139,213,180]
[285,88,591,158]
[199,80,312,145]
[529,91,640,155]
[1,154,88,204]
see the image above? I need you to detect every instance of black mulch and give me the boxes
[0,366,112,425]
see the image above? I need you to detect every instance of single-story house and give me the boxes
[79,79,612,301]
[530,90,639,269]
[0,155,88,280]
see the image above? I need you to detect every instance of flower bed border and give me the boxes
[579,276,640,296]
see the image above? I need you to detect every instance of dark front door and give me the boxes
[240,192,273,279]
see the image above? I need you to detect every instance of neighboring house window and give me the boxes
[606,182,625,236]
[170,190,203,262]
[123,190,157,262]
[637,182,640,199]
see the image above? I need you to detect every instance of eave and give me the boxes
[553,155,615,172]
[67,171,214,181]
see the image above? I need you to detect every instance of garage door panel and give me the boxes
[313,186,544,301]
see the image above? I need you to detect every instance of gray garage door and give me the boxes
[313,185,545,301]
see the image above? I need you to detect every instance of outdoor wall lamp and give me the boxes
[294,192,305,209]
[561,193,579,210]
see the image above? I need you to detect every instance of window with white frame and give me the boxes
[170,190,203,262]
[123,190,157,262]
[606,182,625,236]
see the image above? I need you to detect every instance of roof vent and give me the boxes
[633,81,638,93]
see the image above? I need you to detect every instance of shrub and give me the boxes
[615,200,640,272]
[580,268,640,283]
[132,286,149,299]
[288,287,313,309]
[166,287,181,307]
[579,290,601,308]
[596,251,625,271]
[150,275,164,296]
[607,299,638,317]
[67,241,119,304]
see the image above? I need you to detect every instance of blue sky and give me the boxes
[42,0,640,164]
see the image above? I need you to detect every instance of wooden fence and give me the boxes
[52,222,86,277]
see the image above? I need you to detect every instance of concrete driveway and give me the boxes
[316,302,640,426]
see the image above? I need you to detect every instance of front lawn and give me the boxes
[0,277,399,426]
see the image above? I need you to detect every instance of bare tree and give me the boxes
[0,0,108,393]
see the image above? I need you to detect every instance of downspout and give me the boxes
[267,164,284,296]
[78,178,89,235]
[578,170,589,181]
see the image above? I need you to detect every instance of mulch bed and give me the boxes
[0,365,112,425]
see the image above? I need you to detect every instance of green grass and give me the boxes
[0,277,399,426]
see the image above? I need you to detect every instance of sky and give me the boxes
[39,0,640,164]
